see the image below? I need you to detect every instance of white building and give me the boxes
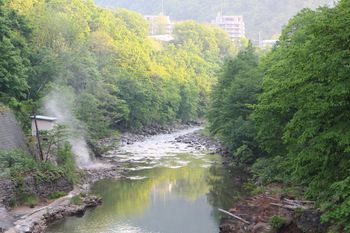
[145,13,174,36]
[31,115,57,136]
[212,12,245,41]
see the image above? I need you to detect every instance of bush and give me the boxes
[269,215,287,230]
[321,177,350,232]
[70,195,83,205]
[56,143,78,184]
[21,194,39,208]
[48,191,66,200]
[8,196,17,208]
[250,156,291,185]
[0,150,64,182]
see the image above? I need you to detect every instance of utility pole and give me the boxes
[33,114,44,161]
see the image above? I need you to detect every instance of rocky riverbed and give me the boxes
[219,186,327,233]
[174,130,228,155]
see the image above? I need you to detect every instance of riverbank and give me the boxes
[218,185,328,233]
[2,124,219,233]
[45,126,238,233]
[4,193,101,233]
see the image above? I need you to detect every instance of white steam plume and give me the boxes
[44,89,93,168]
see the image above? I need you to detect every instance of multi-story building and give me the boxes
[211,12,245,41]
[145,13,174,36]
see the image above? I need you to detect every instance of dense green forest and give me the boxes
[0,0,236,206]
[208,0,350,231]
[95,0,331,40]
[1,0,236,139]
[1,0,350,231]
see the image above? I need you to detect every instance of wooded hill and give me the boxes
[1,0,237,140]
[208,1,350,231]
[95,0,331,40]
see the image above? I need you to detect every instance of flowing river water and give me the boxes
[46,127,246,233]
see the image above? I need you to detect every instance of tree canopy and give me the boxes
[208,0,350,230]
[2,0,236,138]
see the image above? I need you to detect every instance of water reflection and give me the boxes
[47,129,246,233]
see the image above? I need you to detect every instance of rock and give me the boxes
[0,207,14,232]
[8,195,102,233]
[0,179,16,207]
[294,209,327,233]
[252,222,271,233]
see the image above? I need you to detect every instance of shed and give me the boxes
[31,115,57,136]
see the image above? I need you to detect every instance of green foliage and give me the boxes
[321,177,350,232]
[8,196,17,208]
[21,194,39,208]
[0,149,75,183]
[56,143,78,184]
[208,44,262,164]
[250,0,350,230]
[48,191,66,200]
[70,194,83,205]
[269,215,287,230]
[250,156,291,185]
[3,0,235,136]
[206,0,350,229]
[0,0,31,103]
[294,208,304,218]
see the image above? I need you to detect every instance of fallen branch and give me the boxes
[218,208,250,224]
[284,198,314,204]
[270,203,307,210]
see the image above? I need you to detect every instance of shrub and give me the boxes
[70,195,83,205]
[250,156,291,185]
[48,191,66,200]
[269,215,287,230]
[21,194,39,208]
[8,196,17,208]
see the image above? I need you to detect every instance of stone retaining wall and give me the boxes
[0,110,28,152]
[0,176,73,208]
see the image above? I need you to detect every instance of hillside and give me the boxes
[95,0,331,41]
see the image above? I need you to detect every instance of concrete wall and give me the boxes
[0,111,28,152]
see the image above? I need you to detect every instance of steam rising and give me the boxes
[44,90,93,168]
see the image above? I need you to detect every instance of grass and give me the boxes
[21,194,39,208]
[70,195,83,205]
[48,191,67,200]
[269,215,287,230]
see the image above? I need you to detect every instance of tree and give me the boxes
[253,1,350,229]
[0,1,31,103]
[208,44,263,164]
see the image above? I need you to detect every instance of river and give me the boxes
[46,127,246,233]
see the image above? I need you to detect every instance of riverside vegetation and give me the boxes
[208,1,350,232]
[0,0,349,232]
[0,0,235,207]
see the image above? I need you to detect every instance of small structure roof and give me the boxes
[30,115,57,121]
